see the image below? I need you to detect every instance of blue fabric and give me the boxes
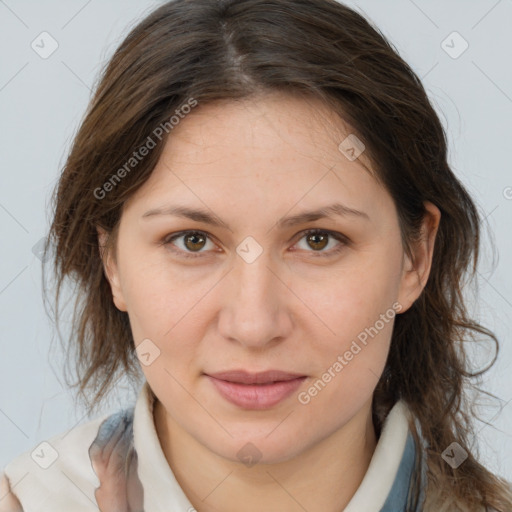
[379,430,427,511]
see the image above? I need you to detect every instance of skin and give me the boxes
[98,91,440,512]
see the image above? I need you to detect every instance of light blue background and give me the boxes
[1,0,511,484]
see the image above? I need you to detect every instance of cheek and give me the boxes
[291,252,400,398]
[297,281,395,421]
[118,253,218,389]
[120,250,210,338]
[295,249,401,338]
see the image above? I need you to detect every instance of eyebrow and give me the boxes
[141,202,370,229]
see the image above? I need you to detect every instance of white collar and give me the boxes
[133,381,413,511]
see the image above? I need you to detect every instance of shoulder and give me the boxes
[2,408,135,512]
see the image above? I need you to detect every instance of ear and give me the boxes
[396,201,441,313]
[97,226,127,312]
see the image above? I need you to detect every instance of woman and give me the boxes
[1,0,511,510]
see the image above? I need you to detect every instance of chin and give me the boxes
[205,432,307,467]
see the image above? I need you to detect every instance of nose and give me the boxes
[217,250,293,350]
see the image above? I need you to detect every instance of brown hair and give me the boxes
[43,0,512,509]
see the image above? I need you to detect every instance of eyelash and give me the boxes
[162,229,349,260]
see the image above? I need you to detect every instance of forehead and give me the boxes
[161,93,372,171]
[123,92,392,226]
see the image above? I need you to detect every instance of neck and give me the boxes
[154,397,377,512]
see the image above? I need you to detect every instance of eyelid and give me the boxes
[291,228,349,257]
[297,228,349,242]
[162,230,219,258]
[162,228,349,259]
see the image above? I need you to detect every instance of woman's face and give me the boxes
[100,92,437,464]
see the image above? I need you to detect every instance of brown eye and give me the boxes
[183,232,207,251]
[306,232,329,251]
[164,230,215,258]
[294,229,348,257]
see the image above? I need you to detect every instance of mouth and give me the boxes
[204,370,307,409]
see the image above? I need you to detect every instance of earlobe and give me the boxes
[96,226,128,312]
[397,201,441,313]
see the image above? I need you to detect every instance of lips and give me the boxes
[206,369,306,385]
[205,369,307,409]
